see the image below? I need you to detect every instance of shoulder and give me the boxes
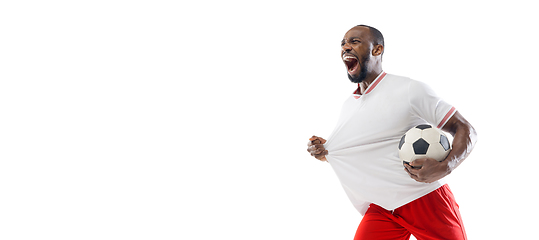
[383,73,415,87]
[378,73,417,95]
[382,74,439,102]
[385,74,435,95]
[407,78,437,97]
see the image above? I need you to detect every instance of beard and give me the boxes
[347,55,369,83]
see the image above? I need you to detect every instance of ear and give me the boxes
[372,44,384,57]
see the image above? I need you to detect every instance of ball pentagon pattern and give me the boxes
[398,124,451,164]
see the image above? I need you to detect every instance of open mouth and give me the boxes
[343,54,359,76]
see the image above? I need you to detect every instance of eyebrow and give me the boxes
[341,37,362,43]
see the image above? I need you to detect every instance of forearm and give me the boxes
[443,112,477,173]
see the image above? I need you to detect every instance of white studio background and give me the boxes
[1,1,537,239]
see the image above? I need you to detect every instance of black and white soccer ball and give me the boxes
[398,124,451,164]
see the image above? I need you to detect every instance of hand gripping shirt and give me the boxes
[324,72,456,215]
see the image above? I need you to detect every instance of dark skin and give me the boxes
[404,111,477,183]
[340,26,384,90]
[307,26,477,183]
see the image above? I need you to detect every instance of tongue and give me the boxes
[347,59,359,75]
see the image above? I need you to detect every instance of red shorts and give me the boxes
[354,184,466,240]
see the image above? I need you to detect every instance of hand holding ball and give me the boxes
[398,124,451,168]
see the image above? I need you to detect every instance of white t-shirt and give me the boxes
[324,72,456,215]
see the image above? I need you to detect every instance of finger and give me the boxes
[307,140,317,147]
[404,165,413,175]
[404,163,421,177]
[314,144,326,153]
[312,149,324,156]
[409,167,421,176]
[311,144,325,151]
[313,150,328,158]
[403,162,415,171]
[309,136,327,144]
[307,144,324,153]
[404,167,419,180]
[408,171,423,182]
[308,148,320,156]
[308,136,317,146]
[313,149,329,158]
[409,158,426,167]
[403,161,411,168]
[308,139,323,146]
[406,168,426,182]
[309,136,321,144]
[407,163,423,170]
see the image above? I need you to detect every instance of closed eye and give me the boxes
[341,39,361,46]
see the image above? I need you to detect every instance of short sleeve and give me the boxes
[408,80,456,129]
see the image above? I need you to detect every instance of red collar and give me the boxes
[353,72,387,99]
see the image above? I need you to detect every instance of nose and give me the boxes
[342,42,352,52]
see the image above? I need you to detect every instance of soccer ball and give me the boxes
[398,124,451,164]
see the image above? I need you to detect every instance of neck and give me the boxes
[358,69,383,95]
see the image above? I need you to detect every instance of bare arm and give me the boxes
[405,111,477,183]
[441,111,478,173]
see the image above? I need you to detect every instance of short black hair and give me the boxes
[356,25,384,54]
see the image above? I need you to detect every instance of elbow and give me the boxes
[462,120,478,151]
[469,123,478,148]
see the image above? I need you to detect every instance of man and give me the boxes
[307,25,477,240]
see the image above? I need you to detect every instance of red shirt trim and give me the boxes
[365,72,387,95]
[437,106,456,128]
[353,72,387,99]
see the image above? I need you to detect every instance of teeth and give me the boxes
[343,55,356,61]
